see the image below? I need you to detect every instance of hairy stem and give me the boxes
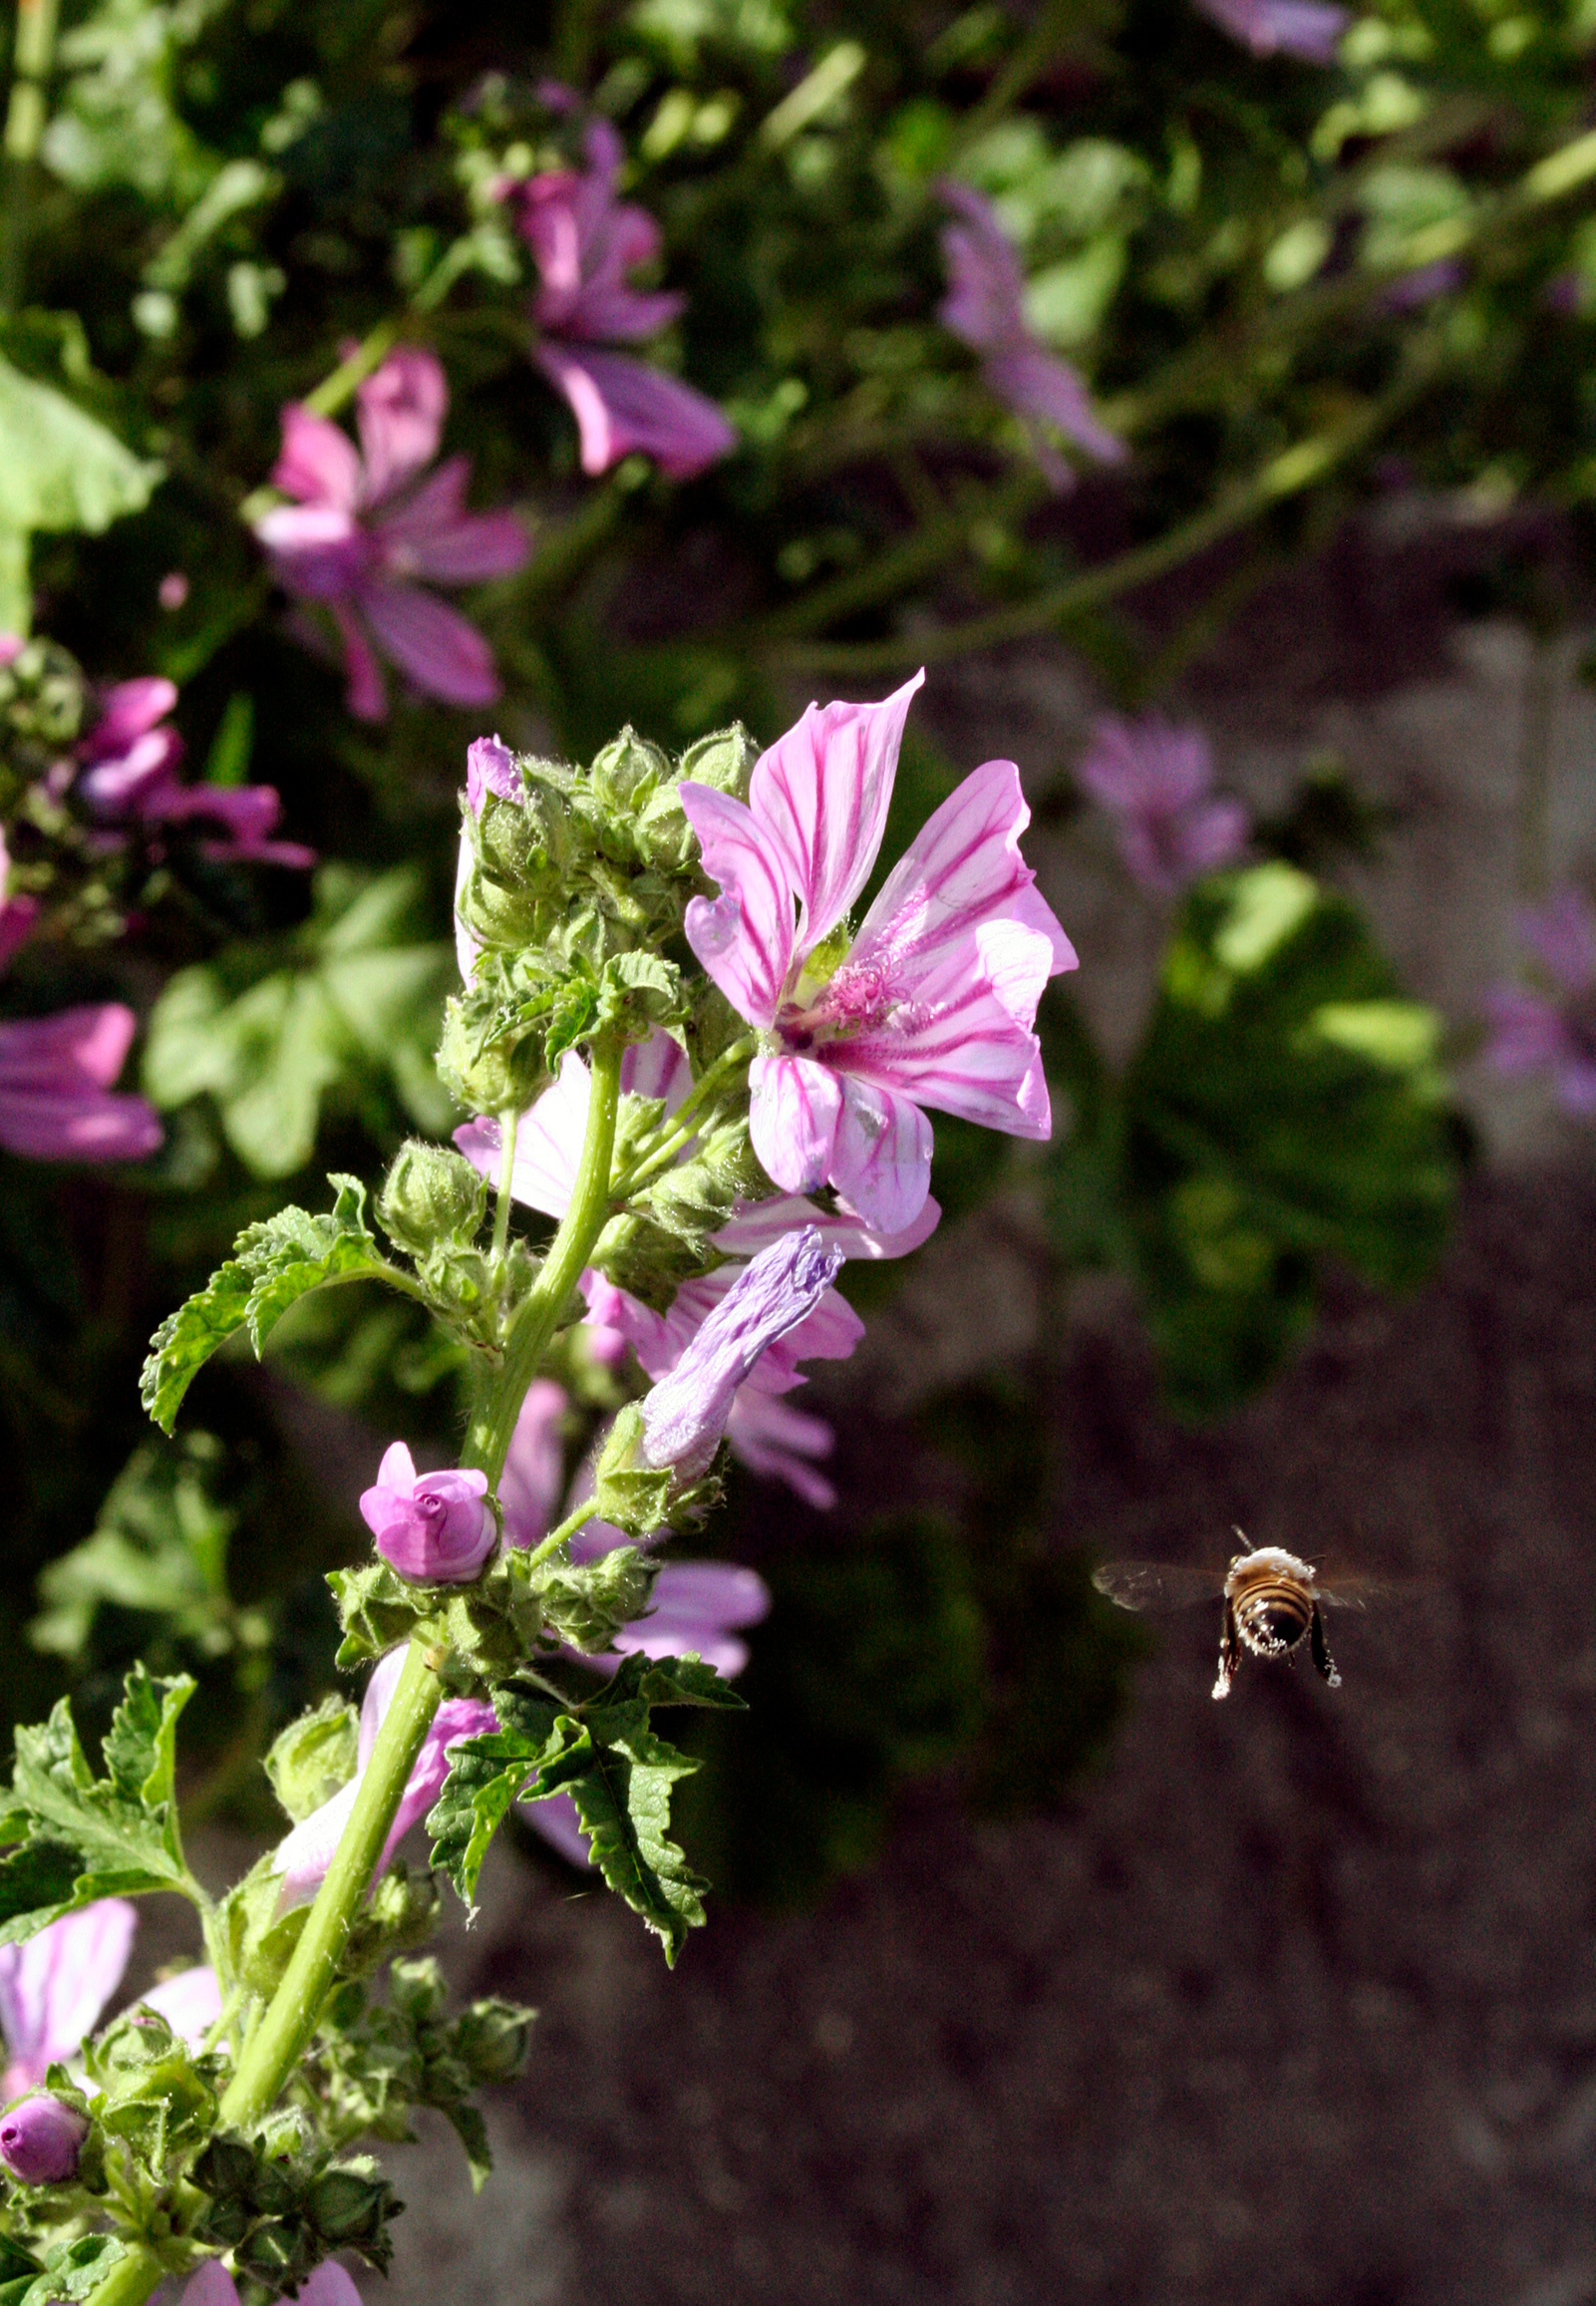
[462,1034,624,1484]
[517,1494,601,1573]
[218,1638,442,2132]
[490,1106,520,1268]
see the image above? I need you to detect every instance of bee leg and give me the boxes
[1310,1601,1341,1689]
[1212,1598,1239,1701]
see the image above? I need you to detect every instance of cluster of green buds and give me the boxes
[0,637,87,818]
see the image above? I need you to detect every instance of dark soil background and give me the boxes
[328,1156,1596,2306]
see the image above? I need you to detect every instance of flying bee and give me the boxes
[1092,1536,1393,1700]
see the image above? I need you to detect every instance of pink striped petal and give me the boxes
[455,1048,592,1217]
[713,1188,941,1260]
[749,1051,842,1194]
[828,1077,934,1233]
[0,1902,137,2087]
[749,672,923,955]
[358,582,499,708]
[834,948,1054,1139]
[726,1390,836,1507]
[852,754,1075,993]
[680,786,796,1028]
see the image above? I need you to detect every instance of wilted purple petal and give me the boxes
[637,1226,844,1481]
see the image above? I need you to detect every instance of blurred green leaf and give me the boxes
[0,352,161,538]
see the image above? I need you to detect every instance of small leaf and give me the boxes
[142,1175,408,1433]
[0,353,161,534]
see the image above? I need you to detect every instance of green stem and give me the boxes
[82,2244,166,2306]
[518,1495,601,1573]
[2,0,60,313]
[301,320,401,418]
[606,1033,757,1202]
[767,355,1439,677]
[490,1106,519,1268]
[217,1638,442,2133]
[462,1034,624,1484]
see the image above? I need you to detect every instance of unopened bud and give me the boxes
[378,1141,487,1256]
[360,1442,495,1585]
[677,723,758,800]
[0,2093,89,2185]
[452,1999,535,2085]
[590,727,669,812]
[307,2165,398,2249]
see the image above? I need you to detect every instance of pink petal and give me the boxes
[521,1791,594,1868]
[358,581,499,708]
[376,1440,418,1491]
[749,671,924,955]
[1516,888,1596,993]
[725,1390,836,1507]
[83,679,177,757]
[356,347,448,504]
[852,754,1076,992]
[375,459,529,583]
[329,602,388,722]
[834,946,1055,1139]
[983,345,1126,468]
[498,1378,568,1548]
[299,2268,366,2306]
[0,1003,135,1090]
[454,1048,593,1217]
[180,2263,242,2306]
[534,346,734,479]
[0,1902,137,2085]
[714,1188,941,1261]
[1480,986,1567,1074]
[828,1077,934,1233]
[679,786,796,1028]
[937,186,1028,350]
[749,1052,842,1194]
[621,1029,692,1108]
[1192,0,1347,56]
[272,405,362,511]
[1079,716,1214,816]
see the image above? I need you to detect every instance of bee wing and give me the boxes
[1314,1572,1421,1610]
[1092,1561,1225,1613]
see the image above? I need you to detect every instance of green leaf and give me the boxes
[0,352,161,534]
[428,1660,721,1962]
[15,2238,127,2306]
[264,1697,360,1825]
[30,1435,240,1662]
[0,1670,196,1943]
[142,1174,408,1434]
[1118,863,1458,1417]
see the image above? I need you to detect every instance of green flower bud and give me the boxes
[341,1864,443,1977]
[235,2215,315,2286]
[451,1999,535,2086]
[590,726,670,813]
[436,995,550,1118]
[391,1957,449,2026]
[378,1141,488,1256]
[307,2165,400,2250]
[677,722,758,800]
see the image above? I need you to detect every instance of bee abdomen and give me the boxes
[1233,1578,1313,1657]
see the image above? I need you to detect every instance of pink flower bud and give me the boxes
[359,1442,494,1583]
[465,735,519,816]
[0,2093,89,2184]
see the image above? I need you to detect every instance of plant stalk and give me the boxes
[462,1033,623,1484]
[2,0,60,313]
[80,2244,166,2306]
[217,1637,442,2132]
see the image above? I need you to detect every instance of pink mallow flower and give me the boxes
[254,347,529,722]
[272,1647,496,1907]
[456,1032,938,1506]
[938,182,1126,493]
[1483,887,1596,1114]
[75,678,313,868]
[1077,714,1249,896]
[1190,0,1348,59]
[507,122,735,480]
[0,1003,162,1162]
[359,1443,495,1584]
[677,670,1076,1234]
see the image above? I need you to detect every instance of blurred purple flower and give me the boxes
[0,2094,88,2184]
[273,1647,496,1907]
[1190,0,1348,59]
[497,1379,568,1548]
[0,1902,136,2097]
[158,572,189,611]
[507,123,735,480]
[1383,258,1465,312]
[0,1003,162,1162]
[680,672,1076,1231]
[75,678,313,869]
[1483,887,1596,1113]
[359,1441,495,1584]
[1077,714,1249,896]
[254,347,528,721]
[0,828,39,970]
[938,181,1126,492]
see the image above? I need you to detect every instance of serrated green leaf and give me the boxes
[264,1696,360,1825]
[0,1672,196,1942]
[543,1718,704,1965]
[16,2237,128,2306]
[142,1175,409,1434]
